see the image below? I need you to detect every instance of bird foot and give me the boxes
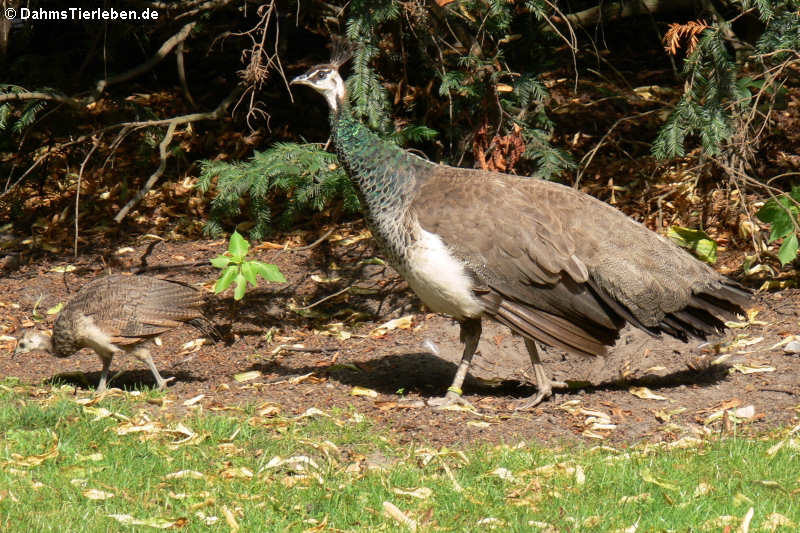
[514,380,568,411]
[156,376,176,391]
[427,391,477,412]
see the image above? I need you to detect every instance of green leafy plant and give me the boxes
[210,231,286,300]
[668,226,718,264]
[756,188,800,266]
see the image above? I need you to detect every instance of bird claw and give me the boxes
[514,392,548,411]
[514,380,569,411]
[156,376,176,390]
[427,391,477,412]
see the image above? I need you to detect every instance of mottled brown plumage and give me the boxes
[15,275,217,391]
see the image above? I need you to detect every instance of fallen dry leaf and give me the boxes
[264,455,320,473]
[654,407,687,422]
[370,315,414,337]
[220,466,254,479]
[164,470,205,480]
[392,487,432,500]
[195,511,219,526]
[233,370,262,383]
[618,493,651,504]
[83,488,114,500]
[222,506,239,532]
[730,363,776,374]
[699,515,739,531]
[350,386,378,398]
[476,517,505,528]
[761,512,795,531]
[383,501,417,532]
[489,467,515,481]
[302,515,329,533]
[640,468,678,491]
[107,514,183,529]
[5,431,58,467]
[693,482,712,497]
[49,265,76,273]
[629,386,668,400]
[296,407,329,419]
[183,394,205,406]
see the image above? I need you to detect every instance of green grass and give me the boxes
[0,378,797,531]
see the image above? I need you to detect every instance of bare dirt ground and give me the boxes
[1,225,798,447]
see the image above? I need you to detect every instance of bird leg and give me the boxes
[428,318,481,410]
[515,339,568,410]
[96,354,113,393]
[129,347,174,390]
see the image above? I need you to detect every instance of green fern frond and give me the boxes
[199,143,358,238]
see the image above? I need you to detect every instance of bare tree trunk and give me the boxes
[0,0,14,58]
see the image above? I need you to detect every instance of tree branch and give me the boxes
[112,89,240,223]
[94,22,197,97]
[0,91,80,106]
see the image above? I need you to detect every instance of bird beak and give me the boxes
[290,73,309,86]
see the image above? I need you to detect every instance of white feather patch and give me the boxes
[76,315,119,356]
[402,229,483,320]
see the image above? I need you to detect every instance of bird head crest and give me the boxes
[329,36,356,70]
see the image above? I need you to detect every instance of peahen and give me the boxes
[291,46,751,409]
[14,274,218,392]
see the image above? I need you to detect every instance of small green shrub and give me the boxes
[756,188,800,266]
[211,231,286,300]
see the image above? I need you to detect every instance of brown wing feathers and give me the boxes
[415,168,749,355]
[66,275,214,344]
[484,293,616,357]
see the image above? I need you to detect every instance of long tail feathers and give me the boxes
[486,297,616,357]
[657,281,752,341]
[480,278,751,357]
[187,316,223,342]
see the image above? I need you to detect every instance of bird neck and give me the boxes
[330,101,427,223]
[39,334,54,354]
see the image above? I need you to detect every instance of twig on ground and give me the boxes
[2,87,236,200]
[758,387,797,396]
[295,285,354,310]
[277,346,338,353]
[289,227,336,252]
[271,227,337,261]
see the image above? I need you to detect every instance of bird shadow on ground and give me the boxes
[246,350,732,403]
[43,369,205,392]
